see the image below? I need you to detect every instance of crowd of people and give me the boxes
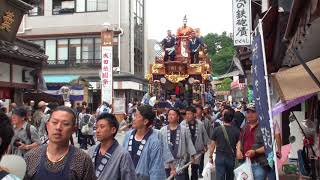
[0,98,281,180]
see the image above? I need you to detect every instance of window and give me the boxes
[76,0,86,12]
[82,38,94,61]
[69,39,81,63]
[57,39,68,63]
[113,45,119,67]
[45,40,56,61]
[75,0,108,13]
[87,0,108,12]
[28,0,44,16]
[30,37,113,66]
[53,0,75,15]
[94,38,101,60]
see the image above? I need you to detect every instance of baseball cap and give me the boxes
[246,103,256,112]
[38,101,48,108]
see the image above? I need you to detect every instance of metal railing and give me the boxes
[46,59,101,68]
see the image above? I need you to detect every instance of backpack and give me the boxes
[82,114,91,126]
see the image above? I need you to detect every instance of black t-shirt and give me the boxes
[233,111,245,129]
[211,125,240,155]
[131,137,141,167]
[189,122,196,144]
[95,151,104,169]
[170,129,177,149]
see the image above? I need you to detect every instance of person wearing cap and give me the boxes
[24,106,96,180]
[0,112,21,179]
[88,113,136,180]
[10,108,40,157]
[32,101,47,128]
[123,105,166,180]
[236,103,269,180]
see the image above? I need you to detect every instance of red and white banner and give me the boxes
[101,46,113,105]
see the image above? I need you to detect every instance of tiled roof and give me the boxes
[0,39,47,63]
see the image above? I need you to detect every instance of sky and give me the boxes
[146,0,233,41]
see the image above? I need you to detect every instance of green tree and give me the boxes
[217,78,232,91]
[203,32,235,76]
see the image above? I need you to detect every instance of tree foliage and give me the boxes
[217,78,233,91]
[203,32,235,76]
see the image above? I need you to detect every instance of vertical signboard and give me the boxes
[101,31,113,105]
[232,0,251,46]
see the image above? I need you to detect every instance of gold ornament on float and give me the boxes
[189,64,202,73]
[164,73,189,83]
[145,74,152,81]
[152,64,164,73]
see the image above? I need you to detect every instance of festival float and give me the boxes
[145,16,213,112]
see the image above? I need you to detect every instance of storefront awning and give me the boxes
[44,75,80,83]
[272,58,320,101]
[272,93,316,116]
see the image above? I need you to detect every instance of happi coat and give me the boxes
[180,119,210,164]
[159,125,197,169]
[123,129,166,180]
[88,141,137,180]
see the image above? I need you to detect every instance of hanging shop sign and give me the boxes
[232,0,251,46]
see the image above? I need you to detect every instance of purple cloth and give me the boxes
[272,93,316,116]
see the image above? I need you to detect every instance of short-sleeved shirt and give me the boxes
[241,125,258,155]
[211,125,240,155]
[11,122,41,157]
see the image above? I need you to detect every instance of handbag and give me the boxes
[221,125,239,167]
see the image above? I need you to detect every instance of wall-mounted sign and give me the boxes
[0,11,15,32]
[232,0,251,46]
[0,0,32,42]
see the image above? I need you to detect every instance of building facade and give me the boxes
[0,0,47,108]
[17,0,148,111]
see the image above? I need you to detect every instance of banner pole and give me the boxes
[258,19,279,180]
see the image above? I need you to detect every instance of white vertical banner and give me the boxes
[232,0,252,46]
[101,46,113,105]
